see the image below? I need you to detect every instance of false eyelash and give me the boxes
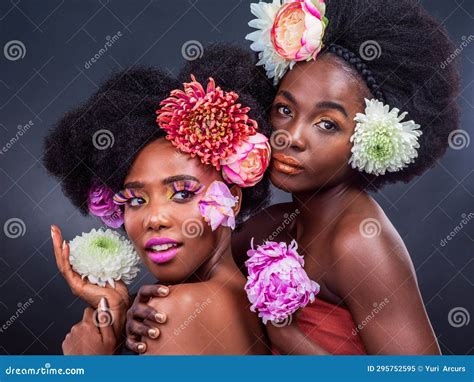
[167,180,204,199]
[113,189,138,205]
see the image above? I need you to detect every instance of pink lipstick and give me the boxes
[144,237,181,264]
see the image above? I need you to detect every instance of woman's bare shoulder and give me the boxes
[329,192,417,295]
[143,281,264,354]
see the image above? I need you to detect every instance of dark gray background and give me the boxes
[0,0,472,355]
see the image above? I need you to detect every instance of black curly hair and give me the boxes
[315,0,461,189]
[43,44,275,226]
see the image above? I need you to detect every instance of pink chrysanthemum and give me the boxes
[156,75,258,170]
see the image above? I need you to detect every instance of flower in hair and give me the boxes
[244,239,320,324]
[156,75,258,170]
[69,228,140,288]
[88,183,124,228]
[246,0,328,85]
[221,132,271,187]
[198,181,239,231]
[349,98,422,176]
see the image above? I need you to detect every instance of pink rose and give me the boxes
[245,239,320,324]
[221,133,271,188]
[88,183,123,229]
[198,181,239,231]
[271,0,326,61]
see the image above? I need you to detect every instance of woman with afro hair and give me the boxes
[128,0,460,355]
[44,53,276,354]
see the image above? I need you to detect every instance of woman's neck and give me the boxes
[186,229,235,283]
[291,182,365,239]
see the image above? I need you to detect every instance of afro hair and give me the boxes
[317,0,461,189]
[43,45,275,226]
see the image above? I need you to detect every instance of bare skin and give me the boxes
[55,138,268,355]
[128,55,441,355]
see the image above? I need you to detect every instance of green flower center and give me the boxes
[367,127,394,162]
[91,236,118,255]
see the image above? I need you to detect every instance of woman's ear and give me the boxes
[229,185,243,217]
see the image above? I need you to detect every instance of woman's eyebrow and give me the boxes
[314,101,349,118]
[123,181,144,189]
[162,175,200,185]
[278,91,348,118]
[277,90,298,105]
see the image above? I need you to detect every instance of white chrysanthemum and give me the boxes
[349,98,422,176]
[69,228,140,288]
[246,0,293,85]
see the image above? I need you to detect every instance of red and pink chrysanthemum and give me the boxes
[156,75,258,170]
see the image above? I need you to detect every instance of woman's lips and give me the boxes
[146,247,180,264]
[272,153,304,175]
[144,237,181,264]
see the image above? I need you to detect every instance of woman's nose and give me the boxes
[287,120,307,152]
[143,204,171,231]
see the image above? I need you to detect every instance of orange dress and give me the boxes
[272,298,367,355]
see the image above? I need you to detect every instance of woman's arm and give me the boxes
[331,220,441,355]
[265,319,329,355]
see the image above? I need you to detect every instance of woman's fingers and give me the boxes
[51,225,79,289]
[51,225,65,273]
[98,319,116,349]
[60,240,83,294]
[60,240,76,281]
[96,298,116,347]
[137,284,169,303]
[129,302,167,323]
[127,319,160,339]
[125,337,147,354]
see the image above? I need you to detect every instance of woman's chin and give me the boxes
[269,168,304,193]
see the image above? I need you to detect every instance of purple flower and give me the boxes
[244,239,320,324]
[198,181,238,231]
[88,183,123,229]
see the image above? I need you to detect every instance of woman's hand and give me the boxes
[125,284,170,353]
[51,225,130,312]
[62,302,121,355]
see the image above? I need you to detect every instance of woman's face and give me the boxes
[269,54,371,194]
[122,138,234,284]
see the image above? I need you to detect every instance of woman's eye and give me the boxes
[276,104,292,116]
[173,190,194,201]
[315,120,338,132]
[129,197,145,207]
